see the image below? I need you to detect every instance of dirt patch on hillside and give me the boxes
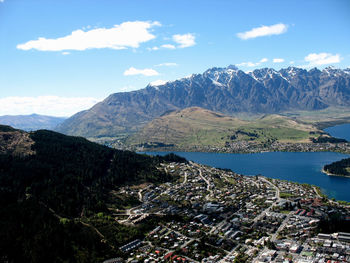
[0,131,35,156]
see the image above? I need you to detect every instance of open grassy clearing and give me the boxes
[126,107,324,149]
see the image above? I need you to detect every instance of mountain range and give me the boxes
[56,66,350,138]
[0,114,66,131]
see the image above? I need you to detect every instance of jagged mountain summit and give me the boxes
[56,66,350,138]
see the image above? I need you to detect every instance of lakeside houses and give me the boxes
[122,141,350,155]
[113,161,350,263]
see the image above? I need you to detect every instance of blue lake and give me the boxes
[142,124,350,201]
[143,151,350,201]
[324,123,350,141]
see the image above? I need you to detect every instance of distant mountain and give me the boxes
[0,114,67,131]
[56,66,350,138]
[125,107,324,150]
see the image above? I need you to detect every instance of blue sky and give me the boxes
[0,0,349,116]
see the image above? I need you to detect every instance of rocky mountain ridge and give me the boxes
[56,66,350,138]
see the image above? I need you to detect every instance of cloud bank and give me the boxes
[0,96,101,117]
[304,52,341,66]
[17,21,160,51]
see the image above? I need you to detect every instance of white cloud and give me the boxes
[120,85,138,92]
[0,96,101,117]
[237,58,269,67]
[148,46,159,51]
[62,51,70,55]
[123,67,159,76]
[155,62,177,67]
[149,33,196,51]
[304,52,341,66]
[17,21,160,51]
[161,44,176,49]
[237,61,260,67]
[237,23,288,40]
[273,58,285,63]
[172,33,196,48]
[149,80,168,86]
[290,61,295,64]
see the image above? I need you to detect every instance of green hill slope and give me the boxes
[126,107,325,150]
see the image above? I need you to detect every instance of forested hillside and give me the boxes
[0,128,183,262]
[324,157,350,177]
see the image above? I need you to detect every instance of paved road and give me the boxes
[260,177,280,201]
[182,171,188,185]
[271,212,292,241]
[209,219,226,234]
[190,162,214,200]
[252,177,282,224]
[138,189,143,202]
[253,206,273,224]
[313,186,322,199]
[198,168,211,191]
[197,167,213,200]
[218,244,239,263]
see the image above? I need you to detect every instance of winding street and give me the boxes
[252,177,281,224]
[271,212,292,242]
[182,171,188,185]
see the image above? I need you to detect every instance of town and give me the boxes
[110,140,350,155]
[106,161,350,263]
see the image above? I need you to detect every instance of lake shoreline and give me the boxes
[136,142,350,155]
[321,168,350,178]
[143,150,350,202]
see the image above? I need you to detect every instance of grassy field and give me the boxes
[281,107,350,129]
[125,107,325,149]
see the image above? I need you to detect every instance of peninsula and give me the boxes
[323,157,350,177]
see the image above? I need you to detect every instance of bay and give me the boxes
[324,123,350,141]
[142,151,350,202]
[142,124,350,202]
